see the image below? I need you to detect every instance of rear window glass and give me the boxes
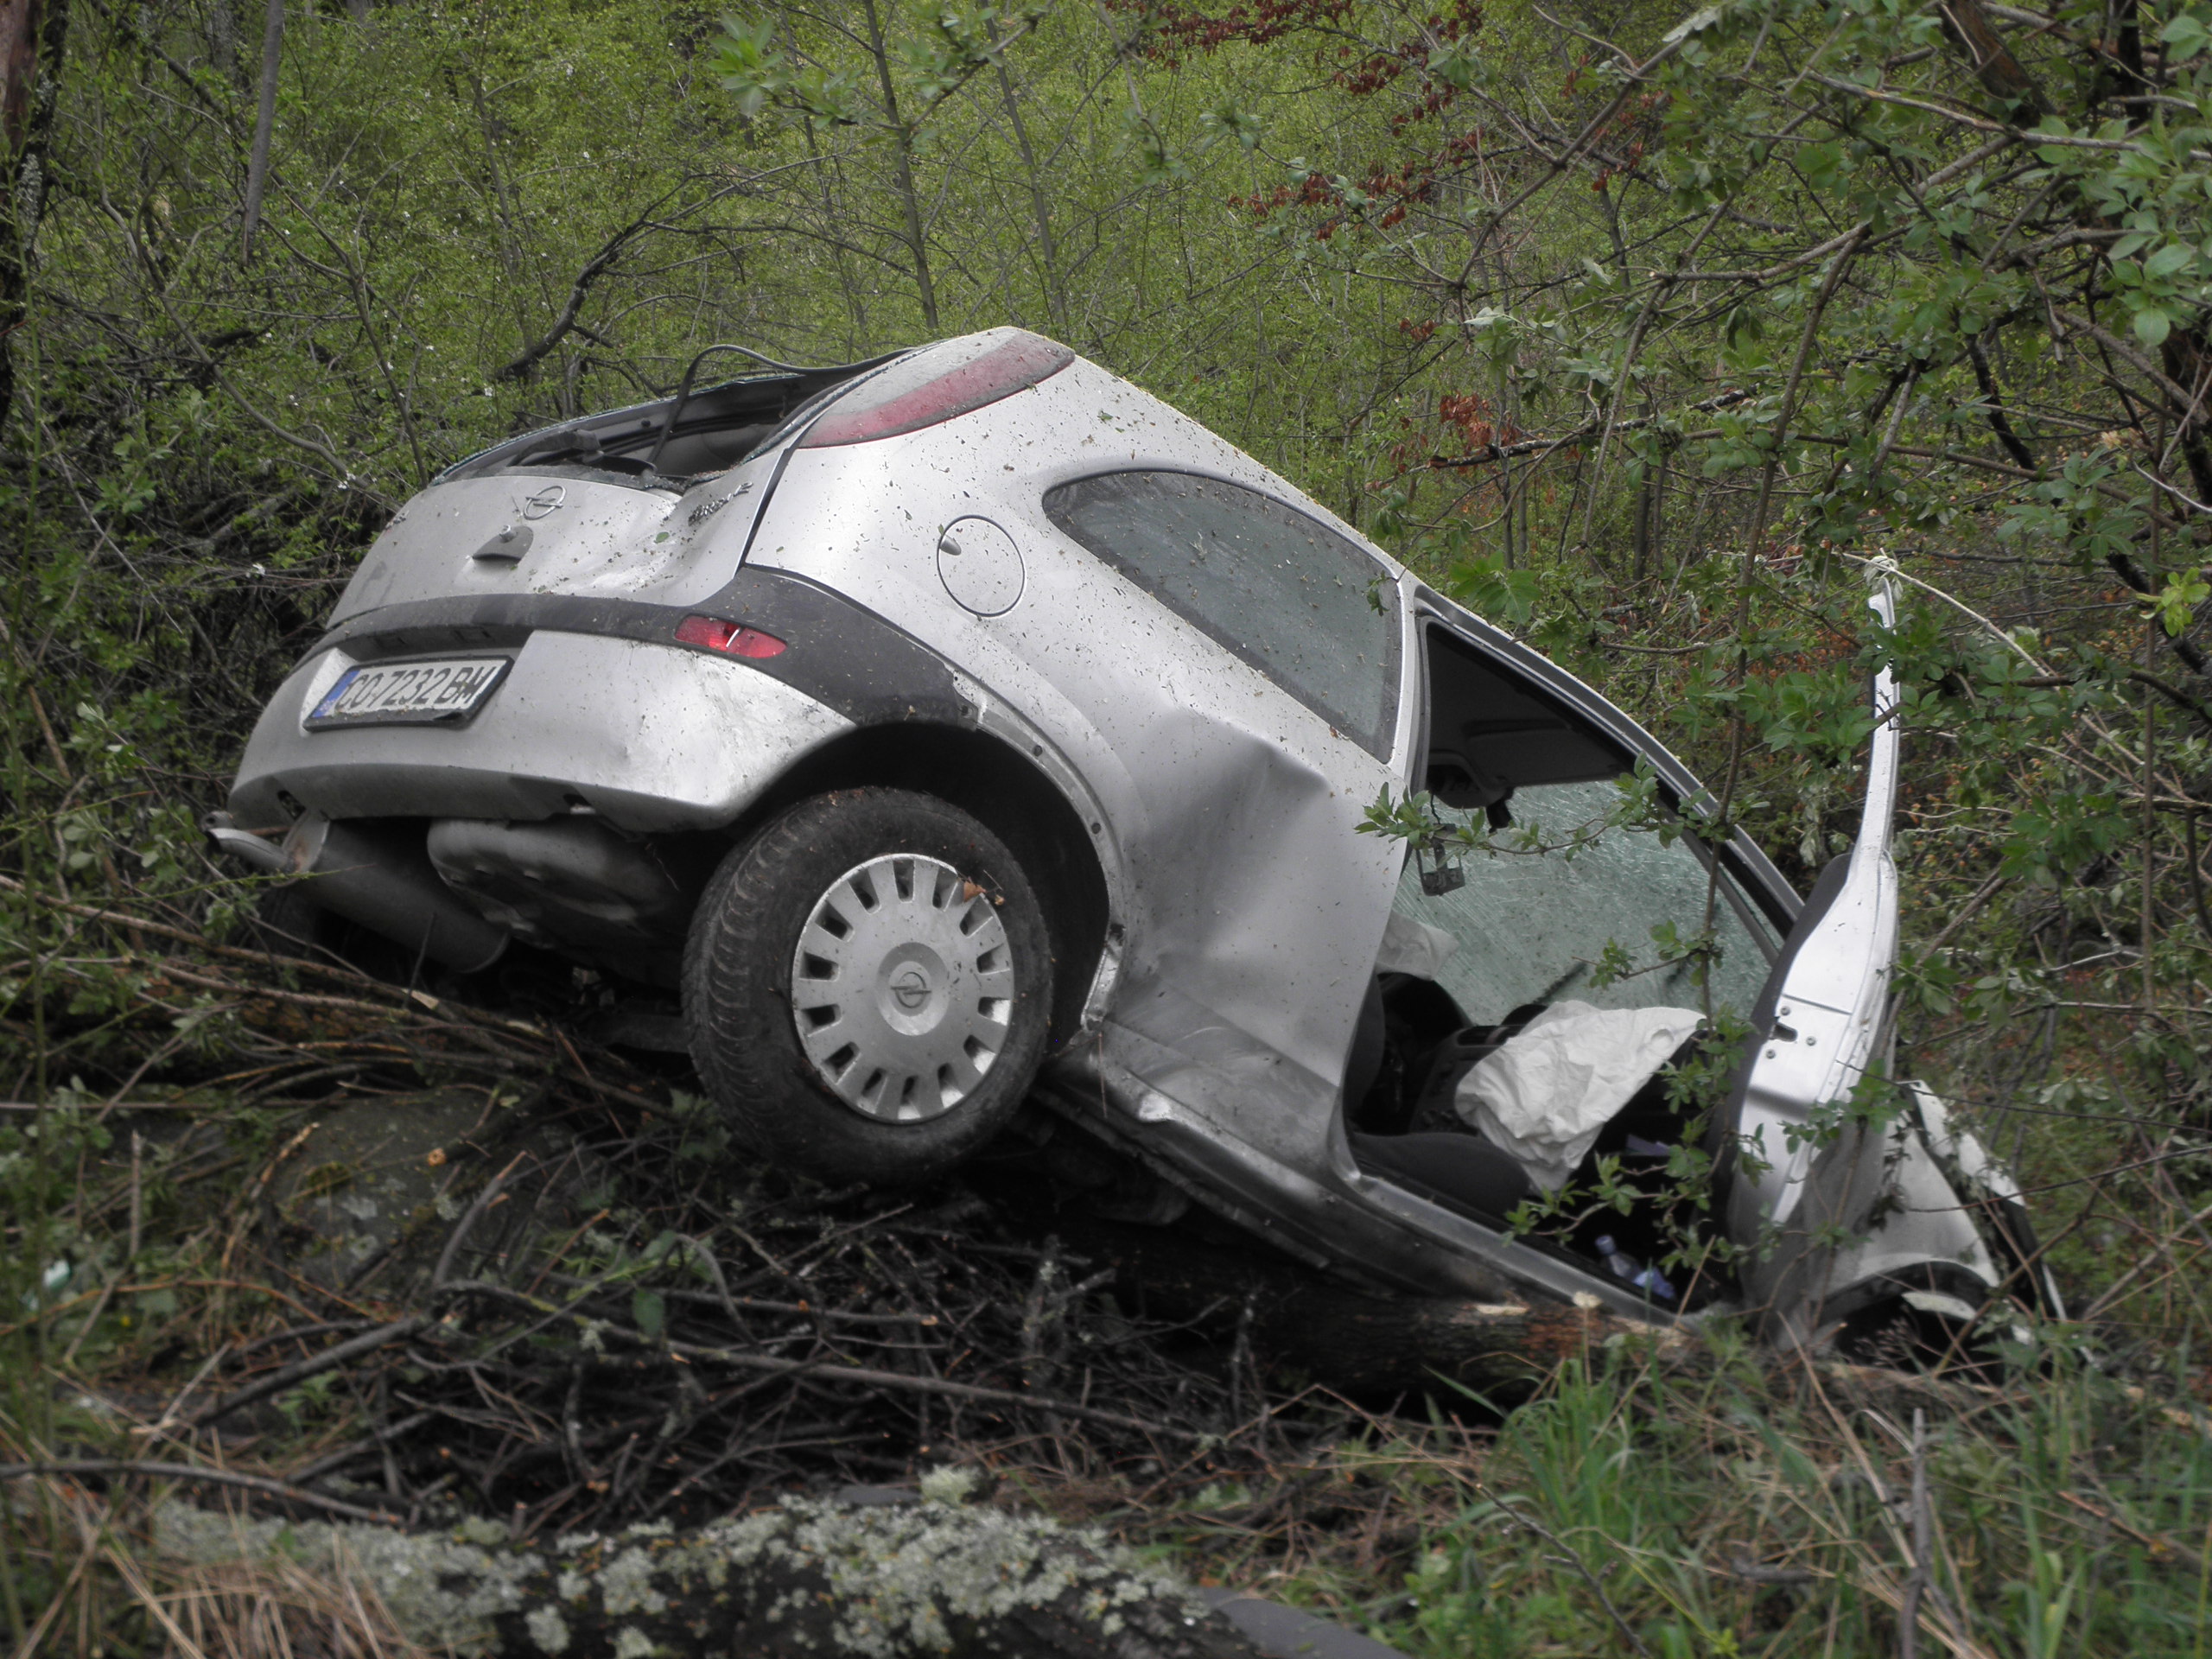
[1045,470,1400,757]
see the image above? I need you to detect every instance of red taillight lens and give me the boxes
[676,615,787,658]
[799,329,1075,448]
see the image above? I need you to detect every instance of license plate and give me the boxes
[307,657,512,729]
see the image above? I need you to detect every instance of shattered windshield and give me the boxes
[1392,779,1781,1024]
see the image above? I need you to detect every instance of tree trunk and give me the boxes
[0,0,68,432]
[240,0,283,259]
[156,1491,1278,1658]
[995,51,1066,337]
[1932,0,2212,651]
[1061,1213,1683,1397]
[209,0,237,79]
[860,0,939,333]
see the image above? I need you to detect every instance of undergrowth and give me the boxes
[1389,1349,2212,1658]
[9,0,2212,1653]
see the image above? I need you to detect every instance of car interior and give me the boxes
[1342,625,1735,1305]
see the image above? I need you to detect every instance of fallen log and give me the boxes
[1058,1213,1691,1397]
[154,1487,1291,1658]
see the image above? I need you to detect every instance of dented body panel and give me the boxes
[750,358,1414,1127]
[232,628,852,832]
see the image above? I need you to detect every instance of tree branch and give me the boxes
[493,213,657,383]
[0,1460,406,1523]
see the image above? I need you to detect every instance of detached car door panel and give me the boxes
[1725,585,1904,1332]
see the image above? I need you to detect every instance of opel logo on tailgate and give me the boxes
[521,485,565,520]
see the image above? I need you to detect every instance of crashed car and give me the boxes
[212,327,2058,1348]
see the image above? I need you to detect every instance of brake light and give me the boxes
[799,329,1075,448]
[677,616,787,658]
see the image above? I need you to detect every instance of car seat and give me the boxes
[1345,994,1548,1224]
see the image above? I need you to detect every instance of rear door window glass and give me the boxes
[1044,471,1399,756]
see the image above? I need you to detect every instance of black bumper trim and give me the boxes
[312,568,966,727]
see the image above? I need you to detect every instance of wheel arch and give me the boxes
[718,721,1114,1049]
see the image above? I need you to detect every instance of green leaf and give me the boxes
[1427,41,1479,90]
[1196,104,1265,153]
[632,1288,665,1340]
[712,15,785,120]
[2134,305,2173,346]
[2145,243,2195,277]
[2160,10,2212,60]
[2148,569,2210,636]
[1446,552,1541,626]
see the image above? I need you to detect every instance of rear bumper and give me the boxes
[229,629,852,832]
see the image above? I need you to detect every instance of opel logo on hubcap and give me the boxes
[891,967,931,1011]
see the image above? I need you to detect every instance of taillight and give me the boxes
[799,329,1074,448]
[677,616,787,658]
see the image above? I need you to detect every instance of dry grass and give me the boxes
[1,1463,427,1659]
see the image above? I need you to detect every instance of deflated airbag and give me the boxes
[1374,911,1459,980]
[1458,1000,1703,1190]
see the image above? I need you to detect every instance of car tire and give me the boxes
[247,884,404,979]
[248,883,331,962]
[683,788,1054,1186]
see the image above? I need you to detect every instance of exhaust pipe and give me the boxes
[206,812,509,973]
[206,814,291,876]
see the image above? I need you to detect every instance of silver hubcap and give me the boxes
[789,854,1016,1122]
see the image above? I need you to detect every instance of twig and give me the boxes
[139,1344,233,1441]
[494,211,663,381]
[2081,1191,2212,1319]
[442,1279,1208,1443]
[1898,1408,1930,1659]
[2184,810,2212,945]
[190,1317,428,1429]
[286,1412,436,1485]
[127,1131,143,1262]
[1486,1494,1654,1659]
[2060,1487,2210,1572]
[0,1460,404,1524]
[432,1151,531,1293]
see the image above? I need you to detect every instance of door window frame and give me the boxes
[1043,467,1403,758]
[1409,601,1802,940]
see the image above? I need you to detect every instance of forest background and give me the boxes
[9,0,2212,1652]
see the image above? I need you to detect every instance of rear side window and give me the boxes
[1045,470,1400,757]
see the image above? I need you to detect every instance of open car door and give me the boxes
[1722,580,1905,1341]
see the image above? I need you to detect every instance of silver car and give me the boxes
[212,327,2056,1350]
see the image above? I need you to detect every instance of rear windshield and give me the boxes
[437,359,883,488]
[1045,470,1401,757]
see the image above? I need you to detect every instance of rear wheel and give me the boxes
[248,883,331,962]
[246,884,415,982]
[683,789,1053,1185]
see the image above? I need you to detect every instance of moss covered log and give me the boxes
[154,1487,1274,1658]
